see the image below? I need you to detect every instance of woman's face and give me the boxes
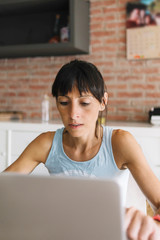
[56,86,106,137]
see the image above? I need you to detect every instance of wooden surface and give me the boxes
[0,112,23,121]
[147,201,154,217]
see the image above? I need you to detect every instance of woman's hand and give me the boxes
[125,207,160,240]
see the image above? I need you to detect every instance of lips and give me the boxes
[68,123,83,128]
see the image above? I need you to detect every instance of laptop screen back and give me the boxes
[0,174,126,240]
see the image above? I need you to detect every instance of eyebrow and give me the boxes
[58,94,94,99]
[80,95,93,98]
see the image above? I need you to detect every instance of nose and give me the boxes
[69,102,79,119]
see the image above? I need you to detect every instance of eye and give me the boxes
[81,102,90,106]
[59,101,68,106]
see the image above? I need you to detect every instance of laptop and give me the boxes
[0,173,127,240]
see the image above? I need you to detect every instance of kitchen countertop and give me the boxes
[0,120,159,136]
[0,119,63,131]
[0,119,156,128]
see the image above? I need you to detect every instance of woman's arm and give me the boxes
[112,129,160,239]
[3,131,55,174]
[112,129,160,210]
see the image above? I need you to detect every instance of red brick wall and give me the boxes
[0,0,160,122]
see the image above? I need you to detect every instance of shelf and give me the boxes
[0,42,88,58]
[0,0,89,58]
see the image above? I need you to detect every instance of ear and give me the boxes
[99,92,108,111]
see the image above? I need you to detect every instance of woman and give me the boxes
[4,60,160,239]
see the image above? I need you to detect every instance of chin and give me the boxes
[65,126,84,137]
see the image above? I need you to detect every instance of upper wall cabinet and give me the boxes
[0,0,90,58]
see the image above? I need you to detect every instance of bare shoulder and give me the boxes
[112,129,136,145]
[34,131,56,148]
[3,131,56,173]
[111,129,142,169]
[23,131,56,164]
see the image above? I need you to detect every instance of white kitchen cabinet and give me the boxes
[10,130,49,175]
[0,120,160,179]
[0,120,160,212]
[139,136,160,167]
[11,131,42,163]
[0,130,7,171]
[0,121,63,174]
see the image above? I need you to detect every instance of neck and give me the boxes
[63,125,103,153]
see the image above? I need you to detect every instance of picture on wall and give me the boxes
[126,0,160,60]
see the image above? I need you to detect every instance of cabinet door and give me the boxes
[10,130,49,175]
[136,136,160,179]
[0,130,7,171]
[11,131,42,162]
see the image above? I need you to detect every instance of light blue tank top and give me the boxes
[45,126,129,205]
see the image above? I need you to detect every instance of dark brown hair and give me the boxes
[52,59,106,103]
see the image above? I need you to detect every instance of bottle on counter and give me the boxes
[42,94,50,122]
